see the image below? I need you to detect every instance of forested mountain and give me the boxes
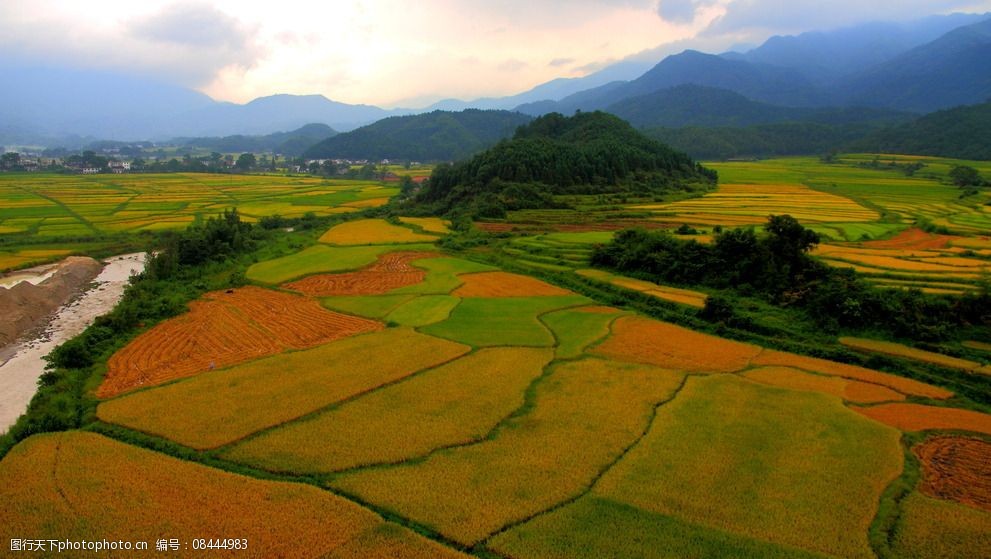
[605,85,910,129]
[851,100,991,160]
[411,112,715,218]
[303,110,532,162]
[644,123,889,160]
[175,124,336,156]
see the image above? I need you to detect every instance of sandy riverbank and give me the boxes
[0,253,147,433]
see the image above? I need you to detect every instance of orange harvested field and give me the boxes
[100,286,382,398]
[285,251,440,296]
[752,349,953,400]
[0,432,468,558]
[743,366,905,404]
[452,271,573,297]
[862,228,953,250]
[840,337,985,373]
[854,403,991,435]
[592,316,760,373]
[914,436,991,512]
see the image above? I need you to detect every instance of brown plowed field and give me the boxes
[285,251,440,296]
[453,271,574,297]
[99,286,382,398]
[473,221,671,233]
[914,436,991,512]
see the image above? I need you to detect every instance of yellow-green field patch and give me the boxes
[223,348,553,473]
[593,374,903,559]
[385,295,461,326]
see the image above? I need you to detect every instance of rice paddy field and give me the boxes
[3,157,991,557]
[0,173,398,238]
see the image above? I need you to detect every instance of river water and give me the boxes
[0,253,147,433]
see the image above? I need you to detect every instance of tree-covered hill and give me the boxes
[303,110,532,162]
[850,100,991,160]
[410,111,716,218]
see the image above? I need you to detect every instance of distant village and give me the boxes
[0,145,416,177]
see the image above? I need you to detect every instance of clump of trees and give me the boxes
[592,215,991,341]
[414,112,717,218]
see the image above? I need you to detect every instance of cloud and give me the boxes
[549,57,575,67]
[706,0,982,34]
[657,0,710,22]
[127,2,261,84]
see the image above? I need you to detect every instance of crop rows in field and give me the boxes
[98,328,470,449]
[840,337,991,375]
[0,432,467,559]
[453,271,574,297]
[99,286,383,398]
[631,183,879,226]
[0,173,398,238]
[577,268,709,308]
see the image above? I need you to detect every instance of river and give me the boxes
[0,253,147,433]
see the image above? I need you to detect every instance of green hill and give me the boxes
[851,100,991,160]
[303,109,532,162]
[412,111,716,218]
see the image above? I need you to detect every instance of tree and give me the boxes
[235,153,256,170]
[949,165,982,188]
[0,152,21,170]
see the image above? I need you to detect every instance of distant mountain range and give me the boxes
[175,124,337,157]
[0,12,988,146]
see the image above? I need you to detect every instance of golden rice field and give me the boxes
[319,218,439,245]
[0,432,468,559]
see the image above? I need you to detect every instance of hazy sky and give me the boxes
[2,1,989,107]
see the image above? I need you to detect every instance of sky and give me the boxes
[1,0,989,107]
